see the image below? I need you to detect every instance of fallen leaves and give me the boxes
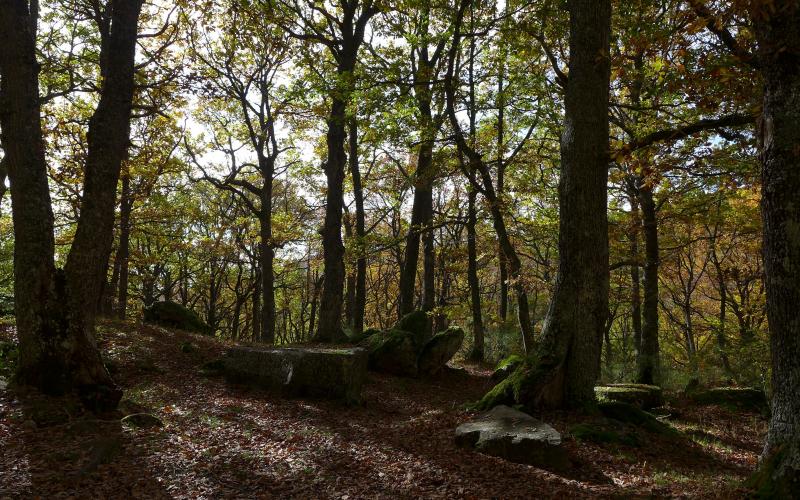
[0,321,767,498]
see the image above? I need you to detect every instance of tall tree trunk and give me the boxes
[317,89,349,343]
[252,265,261,342]
[466,188,484,362]
[496,12,509,322]
[398,56,437,320]
[348,116,367,333]
[0,0,142,410]
[259,187,276,344]
[116,172,132,319]
[636,184,660,385]
[753,3,800,492]
[629,195,643,357]
[480,0,611,410]
[344,212,356,326]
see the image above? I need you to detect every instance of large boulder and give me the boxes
[222,346,368,404]
[595,383,664,410]
[455,405,570,471]
[418,326,464,375]
[362,329,418,377]
[687,386,768,413]
[144,301,211,335]
[396,310,430,349]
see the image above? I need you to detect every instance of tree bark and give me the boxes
[486,0,611,409]
[629,195,642,357]
[0,0,142,410]
[116,172,132,319]
[636,184,660,385]
[466,188,484,362]
[348,116,366,333]
[753,2,800,491]
[317,89,350,343]
[259,191,276,344]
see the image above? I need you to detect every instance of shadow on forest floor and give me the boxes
[0,320,767,498]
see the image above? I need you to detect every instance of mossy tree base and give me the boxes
[746,444,800,498]
[473,355,581,412]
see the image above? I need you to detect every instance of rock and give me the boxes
[362,329,419,377]
[222,346,368,404]
[491,354,525,382]
[598,401,675,436]
[121,413,163,428]
[687,386,768,413]
[455,405,570,471]
[595,383,663,410]
[396,310,430,349]
[418,326,465,375]
[143,301,211,335]
[0,377,7,391]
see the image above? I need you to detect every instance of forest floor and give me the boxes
[0,320,767,499]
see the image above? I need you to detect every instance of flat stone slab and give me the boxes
[596,383,663,410]
[455,405,569,470]
[222,346,368,404]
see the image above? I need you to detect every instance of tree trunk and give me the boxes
[481,0,611,410]
[348,116,366,333]
[753,3,800,492]
[466,188,484,362]
[317,91,348,343]
[252,265,261,342]
[629,195,643,357]
[116,173,132,320]
[398,55,437,320]
[496,19,509,322]
[636,184,660,385]
[259,184,276,344]
[0,0,142,410]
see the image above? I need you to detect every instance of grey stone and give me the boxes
[361,330,418,377]
[418,326,464,375]
[222,346,368,404]
[455,405,569,470]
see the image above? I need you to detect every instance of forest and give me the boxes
[0,0,798,497]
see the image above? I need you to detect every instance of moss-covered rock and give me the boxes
[344,326,382,345]
[396,310,430,349]
[144,301,211,335]
[598,401,676,436]
[491,354,525,382]
[687,387,768,414]
[595,383,663,410]
[418,326,465,375]
[362,329,418,377]
[222,346,368,404]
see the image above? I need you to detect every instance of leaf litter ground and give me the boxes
[0,321,766,498]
